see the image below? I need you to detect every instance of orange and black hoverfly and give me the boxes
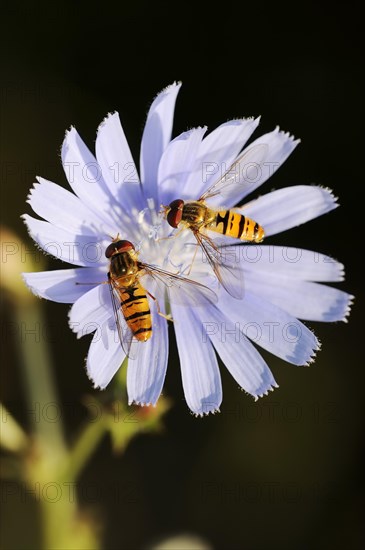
[162,144,267,298]
[105,238,216,356]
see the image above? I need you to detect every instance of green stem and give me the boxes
[15,302,66,456]
[12,294,104,548]
[36,419,106,548]
[65,417,107,481]
[39,489,100,550]
[0,402,29,452]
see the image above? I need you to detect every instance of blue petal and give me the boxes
[86,321,125,389]
[69,283,112,337]
[217,290,320,366]
[206,127,299,208]
[140,82,182,204]
[61,127,122,235]
[27,177,101,236]
[22,267,106,303]
[241,186,338,236]
[127,290,168,406]
[172,304,222,415]
[196,304,278,398]
[184,117,261,201]
[237,127,299,203]
[22,214,106,267]
[158,127,207,205]
[96,112,145,213]
[243,271,353,322]
[238,245,345,282]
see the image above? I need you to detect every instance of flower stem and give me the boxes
[0,402,29,452]
[64,416,107,481]
[15,302,66,456]
[14,301,100,548]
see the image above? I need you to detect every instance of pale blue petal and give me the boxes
[217,127,300,208]
[243,271,353,322]
[237,245,345,282]
[158,127,207,205]
[127,292,168,406]
[140,82,182,204]
[22,214,106,267]
[184,117,261,200]
[172,304,222,415]
[241,186,338,236]
[196,304,278,398]
[22,267,106,303]
[27,177,101,235]
[86,321,125,389]
[95,112,144,213]
[217,290,320,366]
[69,283,111,337]
[61,127,120,235]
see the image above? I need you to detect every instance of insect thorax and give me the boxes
[182,201,213,227]
[110,252,138,280]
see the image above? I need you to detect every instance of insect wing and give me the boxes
[192,230,244,299]
[139,264,218,307]
[107,276,137,359]
[199,143,269,203]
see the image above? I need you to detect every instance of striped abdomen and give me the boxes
[120,282,152,342]
[207,209,264,243]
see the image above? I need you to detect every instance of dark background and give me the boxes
[1,1,363,549]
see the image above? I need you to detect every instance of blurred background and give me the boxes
[1,1,363,549]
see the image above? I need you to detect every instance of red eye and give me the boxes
[105,240,134,258]
[167,199,184,228]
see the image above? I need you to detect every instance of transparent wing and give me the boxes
[138,262,218,307]
[199,143,269,202]
[190,230,244,299]
[108,275,138,359]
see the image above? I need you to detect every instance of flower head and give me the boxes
[23,83,353,416]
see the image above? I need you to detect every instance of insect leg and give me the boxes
[75,280,108,286]
[145,289,174,322]
[185,233,200,276]
[156,227,186,242]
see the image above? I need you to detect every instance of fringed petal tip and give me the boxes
[85,360,104,390]
[91,381,106,390]
[26,177,52,204]
[175,126,207,140]
[64,125,76,138]
[97,111,120,134]
[21,272,42,299]
[191,407,221,418]
[26,179,41,202]
[304,338,322,366]
[20,216,48,257]
[85,359,109,391]
[342,295,355,323]
[61,126,77,156]
[161,81,182,94]
[273,125,301,145]
[337,263,346,282]
[68,315,84,339]
[128,400,157,408]
[314,185,339,207]
[224,115,261,125]
[250,383,279,401]
[148,82,183,109]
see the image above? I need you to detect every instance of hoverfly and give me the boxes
[105,238,216,357]
[162,144,267,299]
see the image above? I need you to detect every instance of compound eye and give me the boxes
[166,199,184,228]
[105,240,134,258]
